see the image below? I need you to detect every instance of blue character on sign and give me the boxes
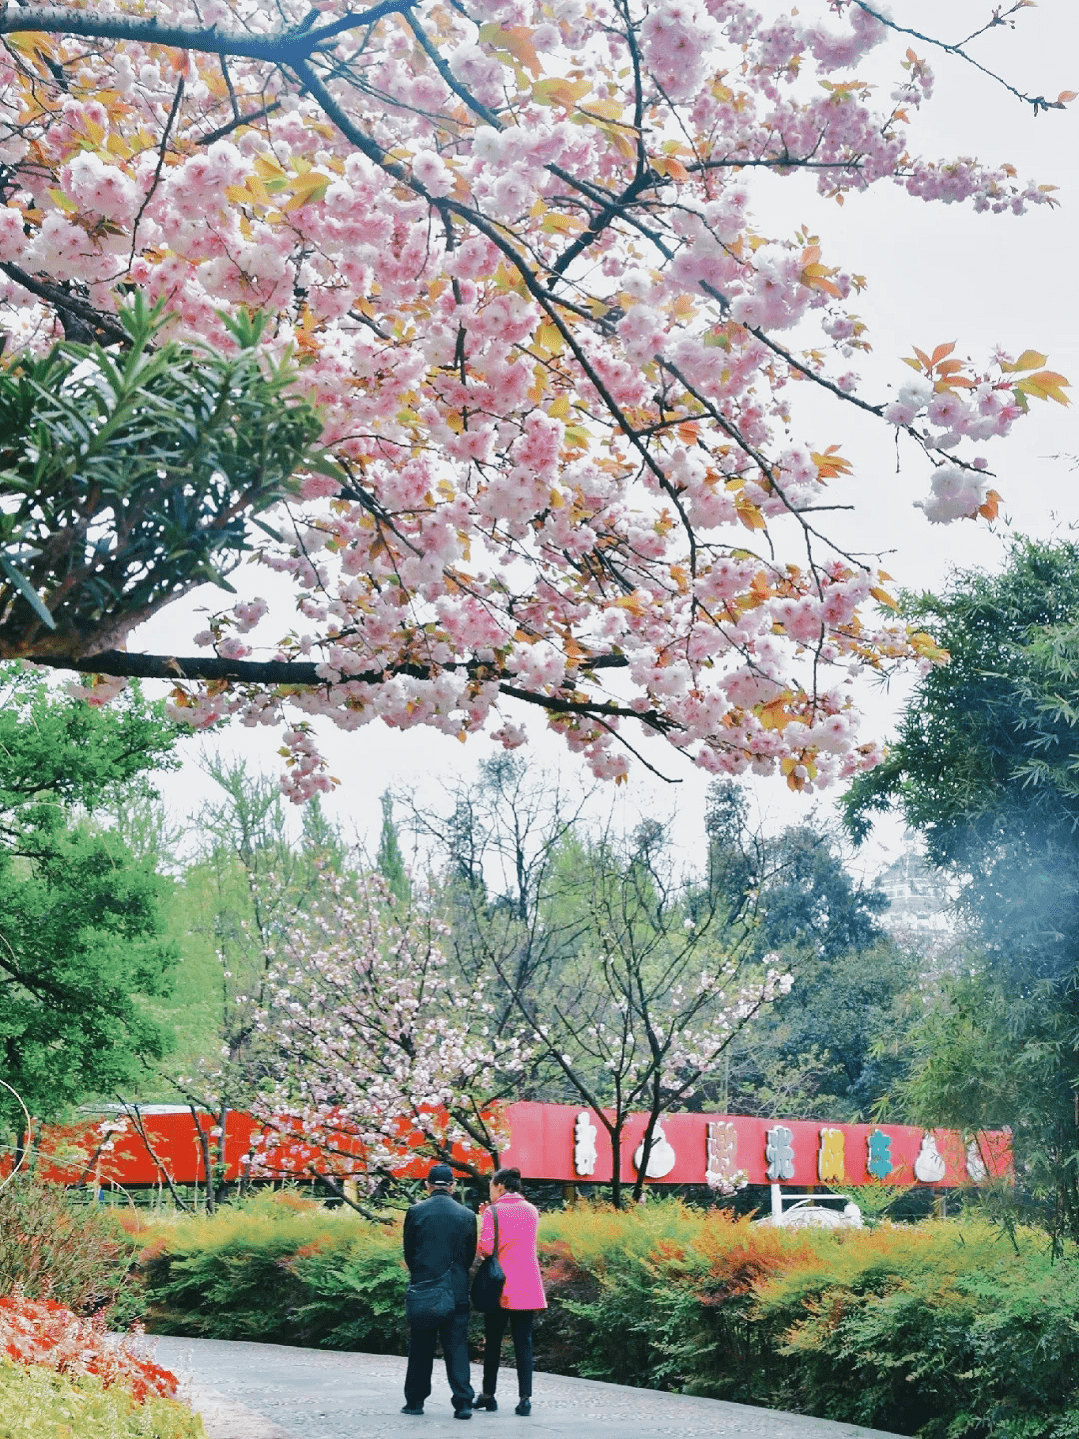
[866,1129,893,1180]
[765,1124,795,1181]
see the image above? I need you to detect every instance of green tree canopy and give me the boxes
[0,664,181,1130]
[843,537,1079,1240]
[700,784,908,1122]
[0,300,326,662]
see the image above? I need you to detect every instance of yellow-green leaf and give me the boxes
[1001,349,1048,373]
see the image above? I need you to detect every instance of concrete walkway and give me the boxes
[145,1336,909,1439]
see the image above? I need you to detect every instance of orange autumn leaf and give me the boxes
[810,448,853,479]
[978,489,1001,522]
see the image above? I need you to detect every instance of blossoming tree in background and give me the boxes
[406,758,796,1204]
[250,870,531,1197]
[0,0,1071,795]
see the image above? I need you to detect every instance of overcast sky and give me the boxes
[133,0,1079,879]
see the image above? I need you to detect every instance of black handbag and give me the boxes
[471,1202,507,1313]
[405,1268,455,1326]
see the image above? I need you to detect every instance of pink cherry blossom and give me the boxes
[0,0,1066,799]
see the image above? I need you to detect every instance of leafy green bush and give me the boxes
[0,1175,141,1323]
[141,1191,407,1350]
[757,1221,1079,1438]
[0,1358,203,1439]
[535,1202,824,1397]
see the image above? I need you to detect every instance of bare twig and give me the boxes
[852,0,1069,114]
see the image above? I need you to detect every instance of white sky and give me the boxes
[133,0,1079,882]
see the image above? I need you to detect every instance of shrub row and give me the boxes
[133,1193,1079,1439]
[537,1204,1079,1438]
[6,1185,1079,1438]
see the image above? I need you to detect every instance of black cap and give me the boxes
[427,1163,454,1186]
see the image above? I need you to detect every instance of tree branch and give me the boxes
[852,0,1070,114]
[196,101,281,146]
[23,647,680,731]
[0,3,415,66]
[127,76,184,271]
[0,262,128,344]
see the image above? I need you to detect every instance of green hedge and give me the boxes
[137,1194,1079,1438]
[139,1192,408,1351]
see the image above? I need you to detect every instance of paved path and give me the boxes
[145,1336,908,1439]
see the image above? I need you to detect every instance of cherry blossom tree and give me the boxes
[509,838,793,1207]
[0,0,1071,797]
[406,758,792,1204]
[250,869,530,1198]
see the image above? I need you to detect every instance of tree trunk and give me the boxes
[632,1102,663,1204]
[215,1101,229,1205]
[190,1106,215,1214]
[119,1100,190,1212]
[610,1125,623,1209]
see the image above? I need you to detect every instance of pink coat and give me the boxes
[477,1193,547,1311]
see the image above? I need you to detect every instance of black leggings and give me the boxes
[482,1308,535,1399]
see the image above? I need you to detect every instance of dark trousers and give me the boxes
[482,1308,535,1399]
[404,1306,474,1412]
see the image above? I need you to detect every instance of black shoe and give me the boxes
[515,1399,531,1417]
[454,1408,473,1420]
[474,1394,498,1412]
[401,1404,424,1416]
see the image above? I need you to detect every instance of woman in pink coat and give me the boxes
[473,1166,546,1416]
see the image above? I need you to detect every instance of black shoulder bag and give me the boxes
[405,1268,456,1326]
[471,1202,507,1313]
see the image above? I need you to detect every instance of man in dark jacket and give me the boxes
[402,1162,477,1418]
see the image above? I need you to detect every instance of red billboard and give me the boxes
[4,1103,1010,1192]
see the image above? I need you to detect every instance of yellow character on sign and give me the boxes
[818,1127,846,1184]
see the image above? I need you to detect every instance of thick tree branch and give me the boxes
[24,647,676,731]
[0,3,414,65]
[0,262,128,343]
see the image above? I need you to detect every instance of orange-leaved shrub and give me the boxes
[535,1201,829,1395]
[0,1291,202,1438]
[0,1291,178,1401]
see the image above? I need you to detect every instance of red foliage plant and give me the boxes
[691,1215,821,1304]
[0,1292,178,1403]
